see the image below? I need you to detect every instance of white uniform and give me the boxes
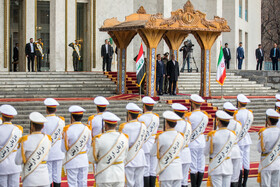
[137,112,159,177]
[0,117,2,124]
[227,119,242,182]
[15,132,51,187]
[186,109,208,173]
[205,128,235,187]
[41,114,65,184]
[276,120,280,128]
[119,120,146,187]
[88,130,129,187]
[88,113,103,137]
[257,127,280,187]
[61,122,92,187]
[151,130,183,187]
[235,108,253,170]
[0,122,22,187]
[175,119,192,186]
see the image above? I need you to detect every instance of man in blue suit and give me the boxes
[270,43,280,70]
[237,42,245,70]
[156,54,165,95]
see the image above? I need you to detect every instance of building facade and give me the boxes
[0,0,261,72]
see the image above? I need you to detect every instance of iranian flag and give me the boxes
[136,43,146,87]
[216,46,226,85]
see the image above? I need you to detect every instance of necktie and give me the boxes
[274,48,276,57]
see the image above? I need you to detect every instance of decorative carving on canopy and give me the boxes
[100,0,230,32]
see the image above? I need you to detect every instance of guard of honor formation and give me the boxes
[1,94,280,187]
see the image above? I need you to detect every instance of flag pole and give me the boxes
[221,84,224,99]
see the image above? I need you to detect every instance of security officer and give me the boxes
[276,102,280,128]
[61,106,92,187]
[138,96,159,187]
[257,109,280,187]
[16,112,52,187]
[88,96,110,137]
[185,94,209,187]
[68,40,81,71]
[235,94,253,187]
[119,103,147,187]
[35,38,44,72]
[171,103,192,187]
[89,112,129,187]
[41,98,65,187]
[151,111,184,187]
[205,110,236,187]
[0,105,22,187]
[223,102,242,187]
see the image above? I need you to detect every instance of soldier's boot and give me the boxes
[196,172,204,187]
[238,170,243,187]
[190,173,197,187]
[242,169,249,187]
[231,182,239,187]
[53,183,61,187]
[144,177,150,187]
[150,176,156,187]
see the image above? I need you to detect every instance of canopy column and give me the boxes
[164,31,188,61]
[109,31,136,94]
[138,29,165,97]
[193,31,221,97]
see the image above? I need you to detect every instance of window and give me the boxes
[239,30,242,43]
[239,0,242,18]
[245,0,248,21]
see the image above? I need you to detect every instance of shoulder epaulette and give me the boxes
[86,124,91,131]
[207,130,216,137]
[203,111,209,115]
[137,114,142,118]
[58,116,65,121]
[236,121,242,126]
[258,127,266,135]
[19,135,29,143]
[47,135,52,141]
[63,125,71,132]
[153,113,159,117]
[93,134,103,139]
[17,125,23,133]
[119,122,127,132]
[230,130,236,135]
[123,133,129,139]
[233,111,238,119]
[88,115,95,122]
[249,109,253,113]
[155,131,163,139]
[184,112,192,119]
[179,132,185,137]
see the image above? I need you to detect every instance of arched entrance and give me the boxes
[100,0,230,97]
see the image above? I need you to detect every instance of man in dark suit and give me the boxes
[13,43,19,72]
[270,43,280,70]
[223,43,231,69]
[156,54,165,95]
[162,52,169,94]
[237,42,245,70]
[101,39,113,72]
[167,54,180,95]
[255,44,264,70]
[25,38,36,72]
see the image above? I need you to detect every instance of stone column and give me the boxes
[0,0,8,71]
[66,0,76,71]
[50,0,66,71]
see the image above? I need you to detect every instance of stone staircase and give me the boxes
[178,72,278,96]
[0,72,116,98]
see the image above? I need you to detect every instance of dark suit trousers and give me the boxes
[73,56,79,71]
[238,59,243,70]
[272,58,279,70]
[37,56,42,71]
[103,54,110,71]
[256,59,263,70]
[27,53,35,72]
[107,57,112,72]
[225,59,230,69]
[169,79,177,94]
[163,76,169,93]
[156,76,164,94]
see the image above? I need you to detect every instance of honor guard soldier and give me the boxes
[275,102,280,128]
[151,111,184,187]
[88,96,110,137]
[61,106,92,187]
[16,112,52,187]
[257,109,280,187]
[223,102,242,187]
[185,94,209,187]
[171,103,192,187]
[68,40,81,71]
[138,96,159,187]
[41,98,65,187]
[0,105,22,187]
[235,94,253,187]
[205,111,236,187]
[0,116,2,124]
[119,103,147,187]
[88,112,129,187]
[35,38,44,72]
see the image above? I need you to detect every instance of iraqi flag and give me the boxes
[136,43,146,87]
[216,46,226,85]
